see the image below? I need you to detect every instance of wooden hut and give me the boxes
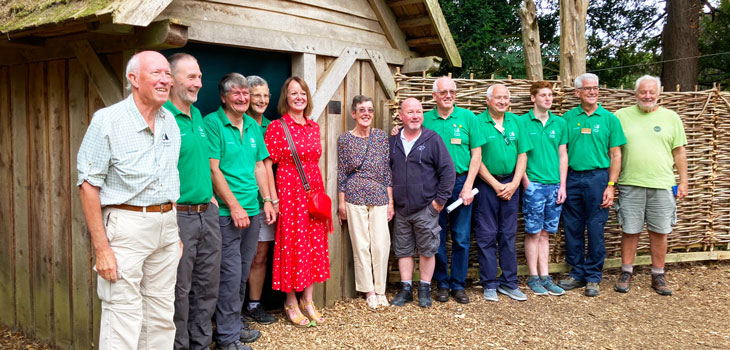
[0,1,461,348]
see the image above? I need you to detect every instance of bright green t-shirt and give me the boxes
[204,107,269,216]
[563,104,626,171]
[616,105,687,189]
[520,109,568,185]
[423,106,486,173]
[477,111,532,176]
[163,101,213,205]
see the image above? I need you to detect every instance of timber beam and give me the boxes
[366,49,396,99]
[401,56,442,75]
[311,47,361,122]
[71,40,124,106]
[406,36,440,47]
[137,19,188,50]
[397,16,432,29]
[387,0,424,7]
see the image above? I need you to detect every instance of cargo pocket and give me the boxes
[614,202,624,227]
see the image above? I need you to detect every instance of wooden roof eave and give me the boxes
[422,0,461,67]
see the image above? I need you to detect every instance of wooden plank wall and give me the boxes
[0,54,122,349]
[315,56,392,306]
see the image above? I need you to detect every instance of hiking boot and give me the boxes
[239,328,261,343]
[527,277,549,296]
[417,284,432,308]
[651,273,673,296]
[435,287,450,302]
[541,276,565,296]
[614,271,633,293]
[451,289,470,304]
[483,288,498,302]
[244,305,276,325]
[497,286,527,301]
[390,282,413,306]
[215,340,252,350]
[559,276,586,291]
[585,282,600,297]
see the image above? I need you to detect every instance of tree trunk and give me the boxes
[559,0,588,86]
[519,0,543,80]
[662,0,700,92]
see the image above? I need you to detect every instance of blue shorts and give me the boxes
[522,182,562,234]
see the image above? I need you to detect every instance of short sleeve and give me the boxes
[671,113,688,149]
[468,112,487,149]
[517,119,533,154]
[264,120,285,164]
[204,115,222,160]
[559,118,569,145]
[76,114,111,187]
[608,114,627,148]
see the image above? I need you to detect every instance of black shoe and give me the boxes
[244,305,276,325]
[216,340,252,350]
[451,289,470,304]
[558,277,587,291]
[417,284,432,308]
[390,282,413,306]
[239,328,261,343]
[435,287,450,302]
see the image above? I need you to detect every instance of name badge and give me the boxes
[451,138,462,145]
[581,128,592,135]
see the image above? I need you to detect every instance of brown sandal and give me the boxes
[299,300,324,324]
[284,303,313,328]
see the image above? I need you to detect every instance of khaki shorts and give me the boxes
[393,204,441,258]
[616,184,677,234]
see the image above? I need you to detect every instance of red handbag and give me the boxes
[280,119,333,232]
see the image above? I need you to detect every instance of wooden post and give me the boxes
[518,0,544,80]
[559,0,588,86]
[291,53,317,95]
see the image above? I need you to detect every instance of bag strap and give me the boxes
[280,119,311,192]
[345,130,373,183]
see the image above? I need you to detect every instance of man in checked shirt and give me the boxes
[77,50,182,350]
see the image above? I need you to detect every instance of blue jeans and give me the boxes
[473,177,520,290]
[434,174,473,290]
[562,168,609,283]
[214,214,260,345]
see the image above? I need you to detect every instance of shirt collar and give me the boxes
[578,103,609,118]
[125,94,167,132]
[482,110,515,125]
[527,109,557,126]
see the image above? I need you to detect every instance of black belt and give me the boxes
[177,203,209,213]
[456,172,468,177]
[493,173,514,181]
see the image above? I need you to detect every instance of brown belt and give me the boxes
[177,203,209,213]
[108,203,174,212]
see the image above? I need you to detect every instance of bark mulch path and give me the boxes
[2,261,729,349]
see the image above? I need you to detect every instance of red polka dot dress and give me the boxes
[265,114,330,293]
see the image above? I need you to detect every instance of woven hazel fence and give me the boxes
[388,73,730,269]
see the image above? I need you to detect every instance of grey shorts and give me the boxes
[616,184,677,234]
[257,211,275,242]
[392,204,441,258]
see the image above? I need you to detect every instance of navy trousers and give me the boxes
[562,168,609,283]
[473,177,520,290]
[434,174,473,291]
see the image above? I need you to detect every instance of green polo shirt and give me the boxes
[563,104,626,171]
[477,110,532,176]
[520,109,568,184]
[204,107,269,216]
[256,116,272,208]
[163,101,213,205]
[423,106,486,173]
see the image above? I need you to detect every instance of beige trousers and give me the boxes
[98,207,181,350]
[345,203,391,294]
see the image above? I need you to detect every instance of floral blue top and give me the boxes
[337,128,392,206]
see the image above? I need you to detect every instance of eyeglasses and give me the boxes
[357,108,375,114]
[437,89,456,97]
[501,130,510,145]
[579,86,599,92]
[251,93,270,100]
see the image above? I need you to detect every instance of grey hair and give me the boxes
[125,53,141,91]
[247,75,268,89]
[350,95,374,112]
[432,76,456,92]
[574,73,599,89]
[486,84,511,100]
[218,73,249,96]
[634,75,661,92]
[168,52,197,75]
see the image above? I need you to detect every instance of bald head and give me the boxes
[399,98,424,133]
[126,51,172,109]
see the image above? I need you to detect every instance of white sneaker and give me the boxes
[376,294,389,307]
[366,294,379,309]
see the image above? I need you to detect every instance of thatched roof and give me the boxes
[0,0,115,33]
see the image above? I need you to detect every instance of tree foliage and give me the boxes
[699,0,730,88]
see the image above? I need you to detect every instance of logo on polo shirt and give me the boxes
[198,126,206,138]
[593,124,600,133]
[550,130,556,138]
[250,137,257,148]
[654,126,661,132]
